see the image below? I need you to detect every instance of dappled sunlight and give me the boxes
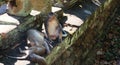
[0,25,17,33]
[52,7,62,13]
[63,13,84,34]
[0,13,20,25]
[63,13,83,26]
[30,10,41,16]
[15,60,30,65]
[0,13,19,33]
[0,63,4,65]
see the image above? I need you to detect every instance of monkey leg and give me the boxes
[29,53,47,65]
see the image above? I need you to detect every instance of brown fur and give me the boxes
[7,0,51,16]
[7,0,23,15]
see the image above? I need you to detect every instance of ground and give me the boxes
[94,8,120,65]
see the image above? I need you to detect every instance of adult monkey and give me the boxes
[7,0,51,16]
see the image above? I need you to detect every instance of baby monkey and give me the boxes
[44,12,62,44]
[27,29,50,55]
[8,29,50,65]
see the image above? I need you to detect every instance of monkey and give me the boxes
[44,12,62,45]
[26,29,50,55]
[6,0,51,16]
[8,29,50,65]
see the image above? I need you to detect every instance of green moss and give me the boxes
[0,35,2,47]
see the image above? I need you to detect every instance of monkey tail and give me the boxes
[7,53,47,65]
[29,53,47,65]
[7,48,29,60]
[7,54,28,60]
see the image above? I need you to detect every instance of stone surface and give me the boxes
[53,0,79,9]
[63,13,83,34]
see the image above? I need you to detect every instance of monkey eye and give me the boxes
[56,26,59,30]
[9,0,17,7]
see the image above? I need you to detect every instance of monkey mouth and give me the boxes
[49,35,57,40]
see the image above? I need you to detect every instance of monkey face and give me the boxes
[7,0,22,14]
[7,0,31,16]
[8,0,17,8]
[48,26,59,40]
[47,16,60,40]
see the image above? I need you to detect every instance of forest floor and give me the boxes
[94,7,120,65]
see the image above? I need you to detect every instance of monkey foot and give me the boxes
[62,30,68,37]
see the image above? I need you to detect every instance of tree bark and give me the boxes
[46,0,120,65]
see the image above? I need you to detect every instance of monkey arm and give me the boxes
[44,41,51,54]
[29,46,46,56]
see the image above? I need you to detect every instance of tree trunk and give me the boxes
[46,0,120,65]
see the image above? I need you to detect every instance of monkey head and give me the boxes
[7,0,31,16]
[45,12,62,41]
